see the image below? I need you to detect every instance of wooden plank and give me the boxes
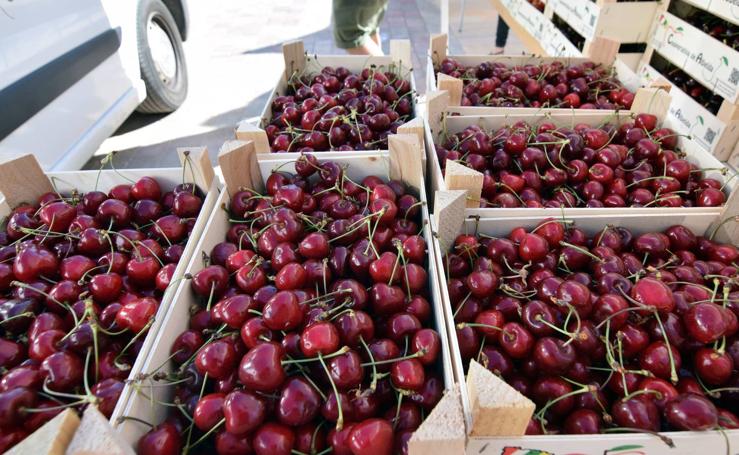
[390,39,413,70]
[282,40,305,84]
[630,87,672,122]
[489,0,547,55]
[444,161,483,208]
[218,140,264,196]
[429,33,448,65]
[7,409,79,455]
[66,406,135,455]
[425,90,450,141]
[408,385,466,455]
[0,154,53,208]
[235,121,271,154]
[389,134,424,193]
[177,147,215,191]
[467,360,535,437]
[433,190,468,255]
[437,74,463,106]
[397,116,425,147]
[583,36,619,67]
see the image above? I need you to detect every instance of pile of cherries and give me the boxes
[135,155,443,455]
[436,59,634,109]
[0,175,204,452]
[657,57,724,115]
[435,113,728,208]
[266,65,414,153]
[445,219,739,435]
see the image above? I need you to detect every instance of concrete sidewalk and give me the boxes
[88,0,524,169]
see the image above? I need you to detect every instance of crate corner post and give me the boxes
[466,360,535,437]
[390,39,413,71]
[218,139,265,196]
[407,384,467,455]
[444,160,483,208]
[583,36,619,67]
[0,154,54,209]
[436,73,463,106]
[177,146,215,191]
[429,33,448,66]
[631,87,672,121]
[433,189,468,254]
[66,406,135,455]
[282,40,306,85]
[389,133,424,192]
[5,409,80,455]
[425,90,450,141]
[235,120,271,154]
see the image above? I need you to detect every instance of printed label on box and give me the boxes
[550,0,599,40]
[639,64,726,154]
[653,12,739,102]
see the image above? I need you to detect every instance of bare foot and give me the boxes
[491,47,505,55]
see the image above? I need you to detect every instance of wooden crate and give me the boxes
[428,200,739,453]
[681,0,739,26]
[638,63,739,161]
[114,137,462,452]
[236,39,424,161]
[0,151,219,444]
[422,88,738,217]
[643,10,739,105]
[426,33,636,110]
[546,0,660,44]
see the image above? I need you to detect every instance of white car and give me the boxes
[0,0,189,170]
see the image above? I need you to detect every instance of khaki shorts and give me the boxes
[332,0,389,49]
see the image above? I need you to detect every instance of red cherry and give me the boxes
[238,342,286,392]
[253,422,295,455]
[223,389,266,435]
[349,418,393,455]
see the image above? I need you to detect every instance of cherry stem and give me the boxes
[359,350,425,367]
[0,311,34,325]
[359,336,378,392]
[185,417,225,452]
[602,427,674,448]
[282,346,350,365]
[653,311,678,384]
[558,241,604,263]
[318,352,343,431]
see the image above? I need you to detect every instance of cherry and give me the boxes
[277,377,321,426]
[253,422,295,455]
[238,342,286,392]
[301,322,340,357]
[683,302,726,343]
[349,418,393,455]
[194,339,237,380]
[694,347,733,385]
[630,277,674,313]
[533,337,576,374]
[499,322,534,359]
[564,408,601,434]
[664,394,718,431]
[214,431,252,455]
[223,389,266,435]
[116,297,157,333]
[39,351,82,391]
[611,396,660,431]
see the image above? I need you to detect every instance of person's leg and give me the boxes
[493,16,510,54]
[371,29,381,46]
[332,0,388,55]
[345,38,384,55]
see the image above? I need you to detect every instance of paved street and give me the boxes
[88,0,524,169]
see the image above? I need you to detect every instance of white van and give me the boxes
[0,0,189,170]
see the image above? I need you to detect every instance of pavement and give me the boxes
[88,0,524,169]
